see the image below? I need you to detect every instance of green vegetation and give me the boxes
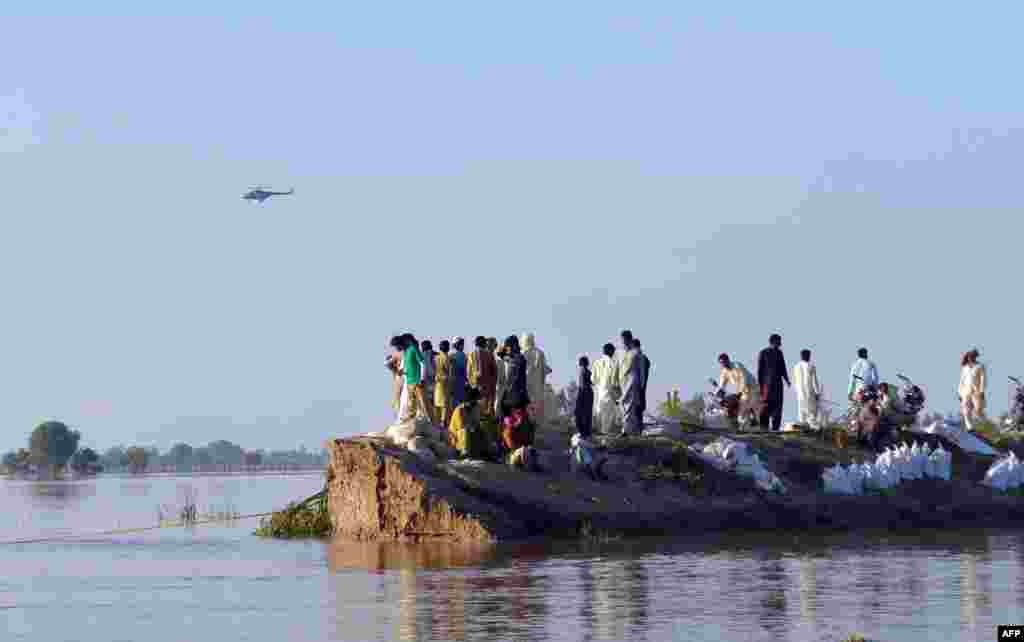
[70,448,101,475]
[841,634,867,642]
[255,488,331,538]
[657,391,704,422]
[970,421,1024,452]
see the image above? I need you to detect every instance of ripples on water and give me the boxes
[2,474,1022,641]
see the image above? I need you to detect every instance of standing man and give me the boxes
[959,348,987,431]
[848,347,879,400]
[521,333,552,422]
[434,340,452,427]
[757,334,790,432]
[633,339,651,419]
[400,335,437,425]
[792,349,822,429]
[420,339,437,414]
[618,334,644,436]
[449,337,469,410]
[591,343,620,435]
[468,336,499,418]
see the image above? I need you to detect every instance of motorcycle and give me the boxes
[895,373,926,418]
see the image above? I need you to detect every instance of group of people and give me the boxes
[575,330,651,438]
[386,333,553,465]
[713,334,810,432]
[387,328,992,465]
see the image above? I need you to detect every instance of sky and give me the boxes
[2,4,1023,452]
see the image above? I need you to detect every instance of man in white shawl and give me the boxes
[521,333,552,422]
[591,342,620,434]
[959,348,987,430]
[792,349,823,428]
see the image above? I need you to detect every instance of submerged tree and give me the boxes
[28,421,81,478]
[125,446,149,474]
[70,448,102,475]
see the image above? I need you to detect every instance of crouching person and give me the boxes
[448,387,497,460]
[502,408,540,471]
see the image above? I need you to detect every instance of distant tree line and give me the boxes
[2,421,327,478]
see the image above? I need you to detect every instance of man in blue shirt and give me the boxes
[848,347,879,400]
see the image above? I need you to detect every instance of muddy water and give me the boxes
[2,474,1021,641]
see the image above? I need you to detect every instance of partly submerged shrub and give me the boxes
[255,488,330,538]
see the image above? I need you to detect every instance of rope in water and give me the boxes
[0,511,277,546]
[0,489,328,546]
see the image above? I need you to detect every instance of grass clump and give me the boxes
[255,488,330,538]
[971,421,1024,452]
[841,634,867,642]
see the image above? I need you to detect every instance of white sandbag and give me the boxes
[863,462,883,491]
[983,452,1016,491]
[933,444,952,481]
[924,451,940,479]
[643,424,686,440]
[823,464,852,494]
[907,442,924,480]
[385,420,417,447]
[846,464,865,495]
[702,438,732,460]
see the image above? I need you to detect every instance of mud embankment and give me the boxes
[324,427,1024,543]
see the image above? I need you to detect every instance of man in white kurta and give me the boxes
[959,348,987,430]
[591,343,620,435]
[792,349,822,428]
[521,333,552,422]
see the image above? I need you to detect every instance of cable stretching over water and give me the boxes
[0,511,275,546]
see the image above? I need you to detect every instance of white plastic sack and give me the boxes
[642,424,686,440]
[385,420,417,447]
[823,464,852,495]
[703,413,731,430]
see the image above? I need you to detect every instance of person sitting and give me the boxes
[447,386,495,460]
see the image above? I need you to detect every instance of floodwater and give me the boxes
[2,474,1021,642]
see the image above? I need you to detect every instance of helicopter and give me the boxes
[242,186,294,204]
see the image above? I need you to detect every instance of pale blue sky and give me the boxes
[2,4,1022,452]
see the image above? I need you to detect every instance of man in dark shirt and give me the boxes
[757,333,790,432]
[633,338,651,418]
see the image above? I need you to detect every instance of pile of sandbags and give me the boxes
[689,437,786,494]
[982,452,1024,491]
[382,417,456,461]
[908,416,998,456]
[822,441,951,494]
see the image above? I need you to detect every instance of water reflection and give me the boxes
[322,531,1024,642]
[797,557,817,629]
[8,480,97,505]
